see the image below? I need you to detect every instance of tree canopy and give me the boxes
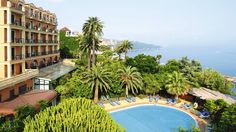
[165,71,190,99]
[118,66,143,96]
[24,98,125,132]
[81,66,111,103]
[125,54,158,73]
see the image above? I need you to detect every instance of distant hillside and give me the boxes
[108,39,161,49]
[132,41,161,49]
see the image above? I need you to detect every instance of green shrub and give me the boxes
[38,100,49,111]
[24,98,125,132]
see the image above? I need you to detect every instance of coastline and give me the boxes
[128,45,236,77]
[225,76,236,83]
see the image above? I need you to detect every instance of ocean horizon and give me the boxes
[128,43,236,77]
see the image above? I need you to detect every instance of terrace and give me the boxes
[0,69,39,91]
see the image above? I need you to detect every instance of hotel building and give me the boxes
[0,0,60,115]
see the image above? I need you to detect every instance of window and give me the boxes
[11,30,15,43]
[19,85,27,94]
[11,14,14,24]
[11,64,14,76]
[9,89,15,99]
[18,4,22,11]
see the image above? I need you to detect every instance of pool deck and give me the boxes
[104,97,208,132]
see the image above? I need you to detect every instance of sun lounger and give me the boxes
[182,103,192,109]
[185,104,192,109]
[101,96,107,101]
[110,100,116,106]
[125,97,132,103]
[199,113,210,118]
[207,124,212,132]
[166,98,171,104]
[99,102,105,108]
[198,110,210,118]
[114,98,121,105]
[130,96,136,102]
[149,95,153,102]
[154,96,159,102]
[106,95,110,100]
[167,98,177,105]
[171,99,177,104]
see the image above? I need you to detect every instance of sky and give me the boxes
[26,0,236,46]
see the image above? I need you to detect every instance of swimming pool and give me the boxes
[110,104,197,132]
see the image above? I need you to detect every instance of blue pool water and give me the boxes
[110,105,196,132]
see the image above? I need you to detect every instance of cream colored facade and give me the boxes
[0,0,60,102]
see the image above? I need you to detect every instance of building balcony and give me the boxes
[12,38,24,44]
[12,54,24,61]
[54,50,59,54]
[26,13,57,25]
[30,52,39,57]
[0,69,39,91]
[25,39,58,44]
[41,51,47,56]
[48,51,53,54]
[25,50,59,58]
[9,2,23,14]
[11,20,24,27]
[25,24,58,35]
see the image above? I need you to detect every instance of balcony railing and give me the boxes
[25,39,58,44]
[25,53,31,58]
[12,38,24,43]
[25,24,58,34]
[12,54,24,60]
[25,39,38,44]
[54,50,59,54]
[26,12,57,25]
[25,50,59,58]
[41,52,47,56]
[0,69,39,90]
[31,52,39,57]
[11,20,24,27]
[48,51,53,54]
[10,3,23,12]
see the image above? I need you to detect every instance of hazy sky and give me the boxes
[27,0,236,46]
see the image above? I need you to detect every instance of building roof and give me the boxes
[0,90,57,115]
[60,27,71,33]
[189,87,236,104]
[37,63,76,81]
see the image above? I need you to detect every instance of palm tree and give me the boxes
[82,17,104,67]
[165,71,190,99]
[156,54,162,64]
[78,35,100,69]
[114,45,123,60]
[82,66,111,103]
[118,66,143,96]
[118,40,133,59]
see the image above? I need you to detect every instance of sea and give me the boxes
[128,43,236,93]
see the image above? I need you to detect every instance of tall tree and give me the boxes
[118,40,133,59]
[165,71,189,99]
[156,54,162,64]
[114,45,123,60]
[143,74,160,95]
[82,66,111,103]
[118,66,143,96]
[78,35,100,69]
[82,17,104,67]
